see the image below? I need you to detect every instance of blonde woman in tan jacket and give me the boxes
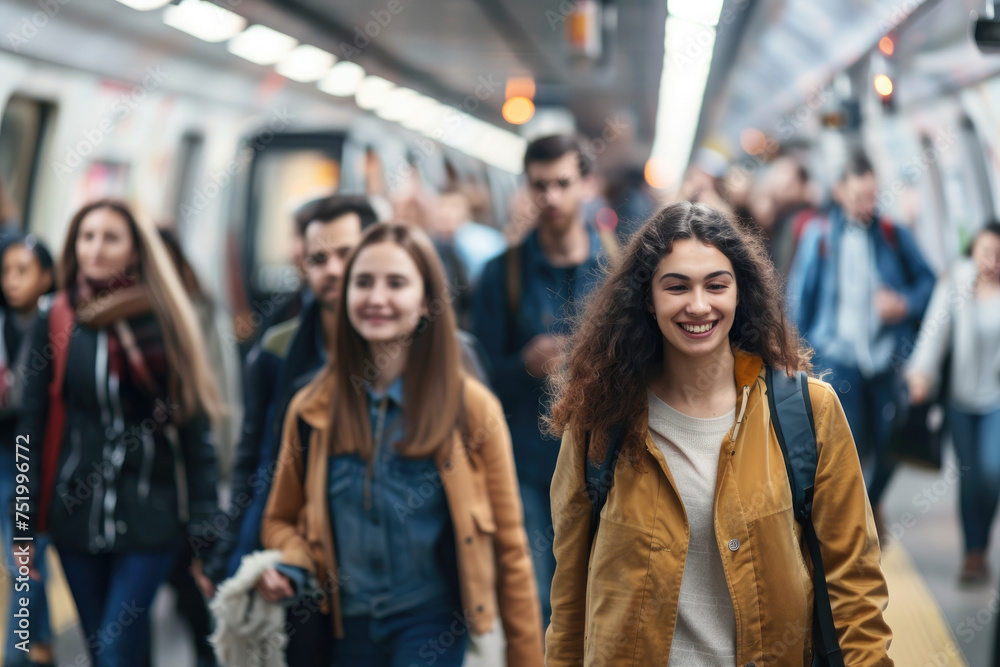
[260,223,543,666]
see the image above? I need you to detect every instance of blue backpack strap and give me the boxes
[766,366,845,667]
[585,424,625,543]
[766,366,818,522]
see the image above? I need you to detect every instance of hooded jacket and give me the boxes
[545,349,893,666]
[260,372,545,667]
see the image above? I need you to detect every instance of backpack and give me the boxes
[585,367,845,667]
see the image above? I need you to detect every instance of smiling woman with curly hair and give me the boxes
[545,201,893,666]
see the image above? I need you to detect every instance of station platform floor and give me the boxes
[2,451,998,666]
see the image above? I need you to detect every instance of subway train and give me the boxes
[1,0,1000,664]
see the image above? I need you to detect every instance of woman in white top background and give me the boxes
[908,221,1000,584]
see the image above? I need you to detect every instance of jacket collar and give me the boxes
[295,369,336,431]
[733,346,764,389]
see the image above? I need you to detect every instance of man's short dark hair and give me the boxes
[843,151,875,180]
[523,134,591,176]
[294,195,378,237]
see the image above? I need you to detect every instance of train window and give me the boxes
[0,94,55,230]
[960,115,996,232]
[251,147,341,293]
[172,131,205,232]
[78,161,130,202]
[917,134,953,268]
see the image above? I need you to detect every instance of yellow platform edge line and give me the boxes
[881,540,971,667]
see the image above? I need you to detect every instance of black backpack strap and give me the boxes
[584,424,625,543]
[766,366,845,667]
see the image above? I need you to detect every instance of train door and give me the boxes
[233,131,345,347]
[0,94,56,230]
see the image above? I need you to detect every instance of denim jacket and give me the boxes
[472,225,605,487]
[278,378,457,617]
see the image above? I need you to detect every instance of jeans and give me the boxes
[520,482,554,628]
[1,448,52,659]
[825,363,899,506]
[332,602,467,667]
[57,548,175,667]
[950,405,1000,553]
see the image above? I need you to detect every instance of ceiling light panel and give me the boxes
[227,25,299,65]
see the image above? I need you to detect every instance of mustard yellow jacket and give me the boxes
[545,349,893,666]
[261,373,544,666]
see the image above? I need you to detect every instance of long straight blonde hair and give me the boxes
[59,199,225,424]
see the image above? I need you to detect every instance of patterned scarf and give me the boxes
[72,271,168,401]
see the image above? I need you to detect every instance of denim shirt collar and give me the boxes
[364,376,405,408]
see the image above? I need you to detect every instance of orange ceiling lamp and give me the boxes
[502,96,536,124]
[878,36,895,57]
[644,157,673,190]
[874,74,894,97]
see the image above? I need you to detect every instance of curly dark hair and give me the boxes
[547,201,812,470]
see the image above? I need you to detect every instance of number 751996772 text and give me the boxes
[14,435,31,536]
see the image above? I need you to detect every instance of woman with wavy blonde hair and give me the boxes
[19,199,223,666]
[545,202,892,666]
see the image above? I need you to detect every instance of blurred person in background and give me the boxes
[721,165,754,229]
[155,227,243,667]
[674,147,733,217]
[473,134,617,628]
[204,195,377,666]
[432,186,505,289]
[259,223,544,666]
[426,186,505,329]
[0,177,20,233]
[605,164,656,244]
[907,221,1000,583]
[759,156,815,277]
[17,200,223,667]
[1,234,55,667]
[788,152,935,530]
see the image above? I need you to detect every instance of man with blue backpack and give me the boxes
[788,151,936,526]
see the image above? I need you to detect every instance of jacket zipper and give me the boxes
[364,396,389,512]
[90,331,109,549]
[58,428,83,489]
[166,424,189,523]
[103,372,127,549]
[138,431,155,501]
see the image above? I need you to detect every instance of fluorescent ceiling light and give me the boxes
[667,0,724,26]
[375,87,422,122]
[276,45,336,82]
[355,75,396,110]
[227,25,298,66]
[163,0,247,42]
[648,16,716,189]
[398,96,443,131]
[318,61,366,96]
[116,0,171,10]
